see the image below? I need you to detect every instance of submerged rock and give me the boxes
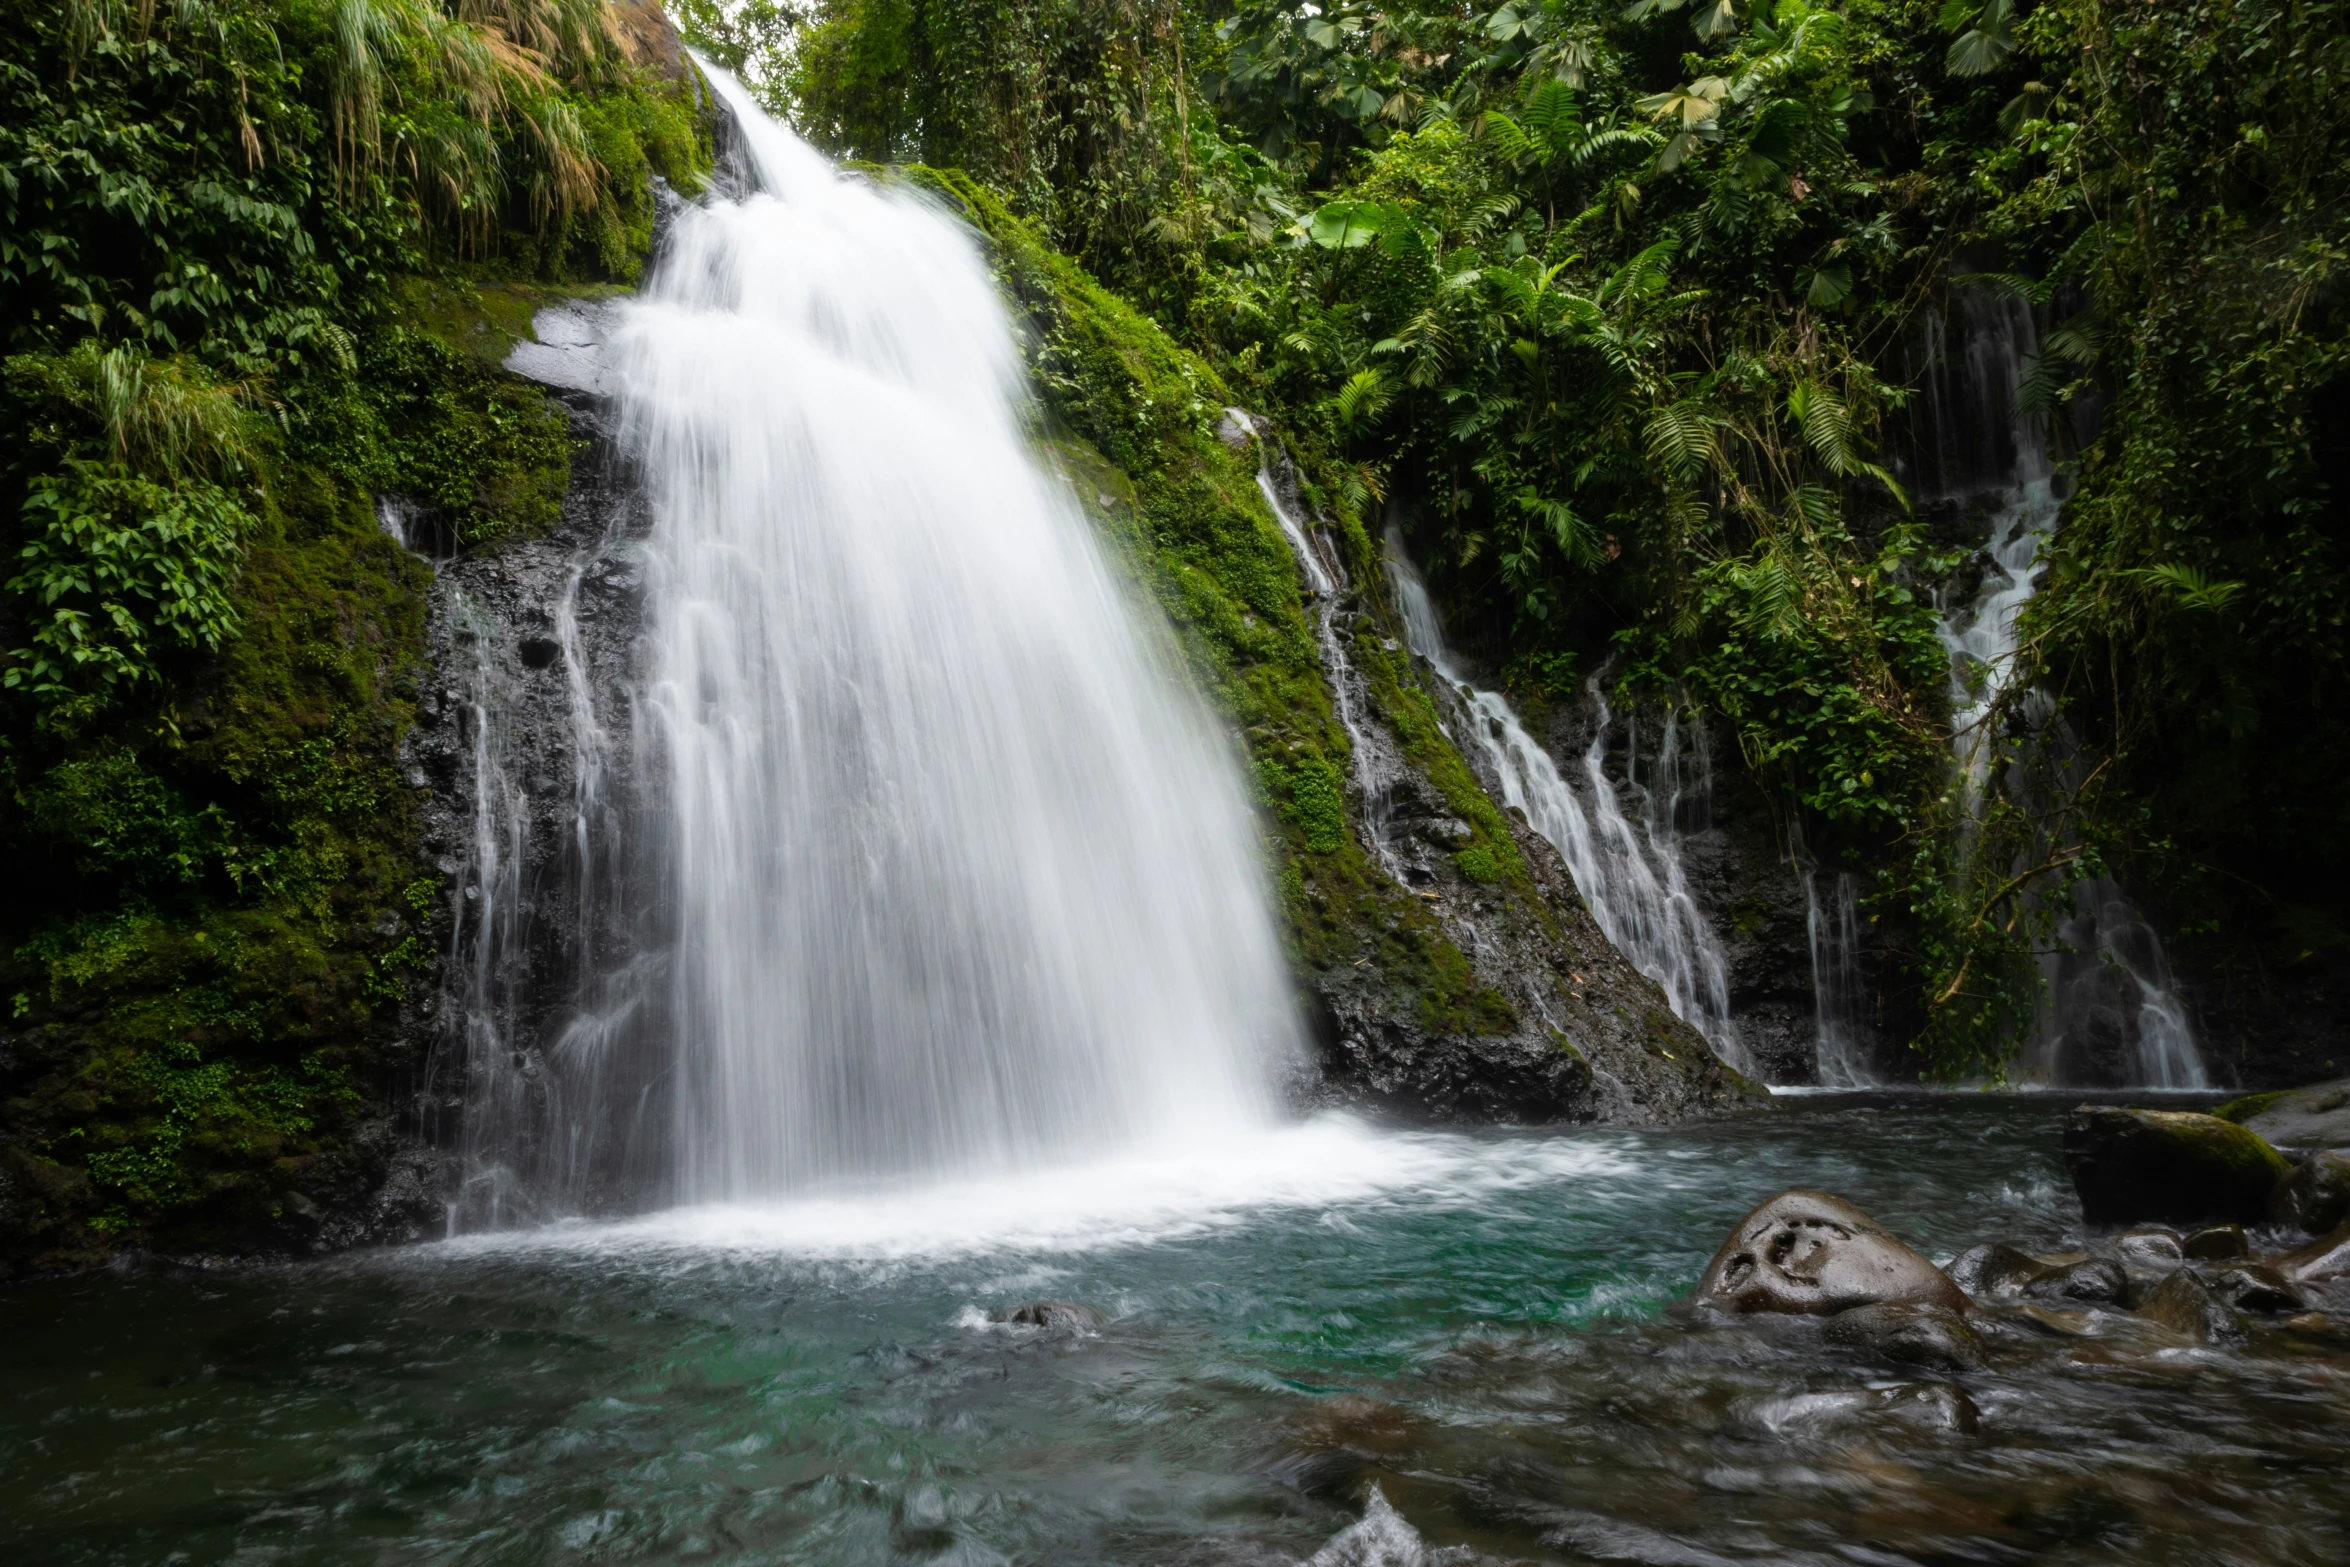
[2115,1228,2185,1267]
[1697,1192,1967,1316]
[2270,1151,2350,1235]
[2024,1256,2130,1307]
[2273,1219,2350,1284]
[1947,1242,2045,1301]
[2062,1106,2292,1227]
[2204,1263,2306,1315]
[2135,1270,2246,1344]
[996,1301,1105,1332]
[1824,1302,1980,1371]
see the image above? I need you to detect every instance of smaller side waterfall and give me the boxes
[1226,411,1413,877]
[1799,861,1876,1087]
[1928,293,2207,1088]
[1384,539,1749,1075]
[440,591,537,1227]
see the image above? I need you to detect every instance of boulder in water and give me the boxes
[996,1301,1105,1332]
[2023,1256,2130,1307]
[2062,1106,2291,1226]
[1696,1192,1966,1315]
[1946,1242,2046,1301]
[2136,1270,2246,1344]
[2221,1075,2350,1151]
[2115,1228,2185,1267]
[2270,1151,2350,1235]
[2273,1219,2350,1284]
[2181,1224,2252,1261]
[2204,1262,2306,1315]
[1823,1302,1980,1372]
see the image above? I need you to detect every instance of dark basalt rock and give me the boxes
[1947,1241,2045,1300]
[2270,1151,2350,1235]
[2023,1256,2130,1307]
[2136,1270,2247,1344]
[2203,1263,2306,1315]
[2181,1224,2251,1261]
[996,1301,1105,1332]
[1697,1191,1968,1316]
[1824,1302,1980,1371]
[2062,1106,2292,1227]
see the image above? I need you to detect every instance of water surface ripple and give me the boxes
[4,1098,2344,1565]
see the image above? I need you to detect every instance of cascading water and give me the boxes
[1798,854,1875,1088]
[1383,540,1749,1075]
[458,66,1299,1213]
[1229,411,1418,877]
[1924,293,2206,1088]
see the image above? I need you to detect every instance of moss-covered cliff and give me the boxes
[0,0,714,1273]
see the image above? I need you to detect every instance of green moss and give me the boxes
[1,441,431,1266]
[2120,1108,2295,1189]
[357,321,578,550]
[2213,1090,2287,1126]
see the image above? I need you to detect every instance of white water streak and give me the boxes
[1931,295,2205,1088]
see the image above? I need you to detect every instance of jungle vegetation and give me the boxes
[1,0,2343,1259]
[0,0,711,1262]
[697,0,2349,1079]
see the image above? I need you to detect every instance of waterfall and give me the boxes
[1227,412,1418,877]
[455,65,1298,1213]
[1924,293,2207,1088]
[1383,541,1749,1075]
[1797,853,1875,1087]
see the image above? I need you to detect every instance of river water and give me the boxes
[7,1096,2344,1565]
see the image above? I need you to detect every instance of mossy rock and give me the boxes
[2229,1076,2350,1151]
[2062,1105,2293,1228]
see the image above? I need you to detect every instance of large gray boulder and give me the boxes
[2062,1106,2293,1227]
[2223,1076,2350,1152]
[1696,1191,1968,1315]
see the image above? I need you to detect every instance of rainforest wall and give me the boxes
[4,0,2344,1270]
[0,0,714,1269]
[711,0,2350,1086]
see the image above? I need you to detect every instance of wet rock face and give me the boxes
[2276,1220,2350,1284]
[1824,1301,1980,1372]
[400,353,664,1222]
[1697,1191,1968,1315]
[2271,1151,2350,1234]
[2137,1270,2247,1344]
[2062,1105,2293,1227]
[1536,699,1827,1086]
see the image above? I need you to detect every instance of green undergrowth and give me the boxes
[913,166,1518,1037]
[1,466,433,1265]
[0,0,721,1270]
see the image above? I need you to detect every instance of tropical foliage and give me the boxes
[769,0,2350,1078]
[0,0,713,1263]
